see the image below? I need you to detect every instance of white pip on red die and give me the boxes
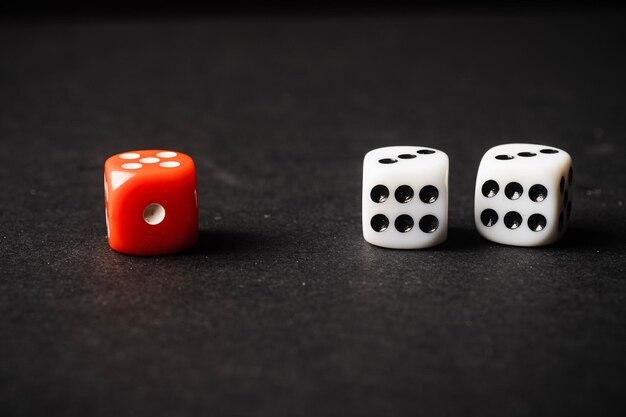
[362,146,449,249]
[474,143,573,247]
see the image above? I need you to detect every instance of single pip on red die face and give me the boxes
[104,150,198,256]
[474,143,573,247]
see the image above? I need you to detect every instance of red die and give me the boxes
[104,150,198,255]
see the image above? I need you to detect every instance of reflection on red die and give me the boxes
[104,150,198,255]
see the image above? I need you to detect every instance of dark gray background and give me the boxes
[1,11,625,417]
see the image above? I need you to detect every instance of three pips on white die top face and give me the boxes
[362,144,573,249]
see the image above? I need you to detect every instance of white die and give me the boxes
[474,143,573,247]
[362,146,449,249]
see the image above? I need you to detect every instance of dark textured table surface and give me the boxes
[1,12,625,417]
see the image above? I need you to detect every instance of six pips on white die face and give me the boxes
[473,143,573,247]
[362,146,449,249]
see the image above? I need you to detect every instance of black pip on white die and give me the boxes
[474,143,573,247]
[362,146,449,249]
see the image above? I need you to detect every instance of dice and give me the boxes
[104,150,198,255]
[362,146,449,249]
[474,143,573,247]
